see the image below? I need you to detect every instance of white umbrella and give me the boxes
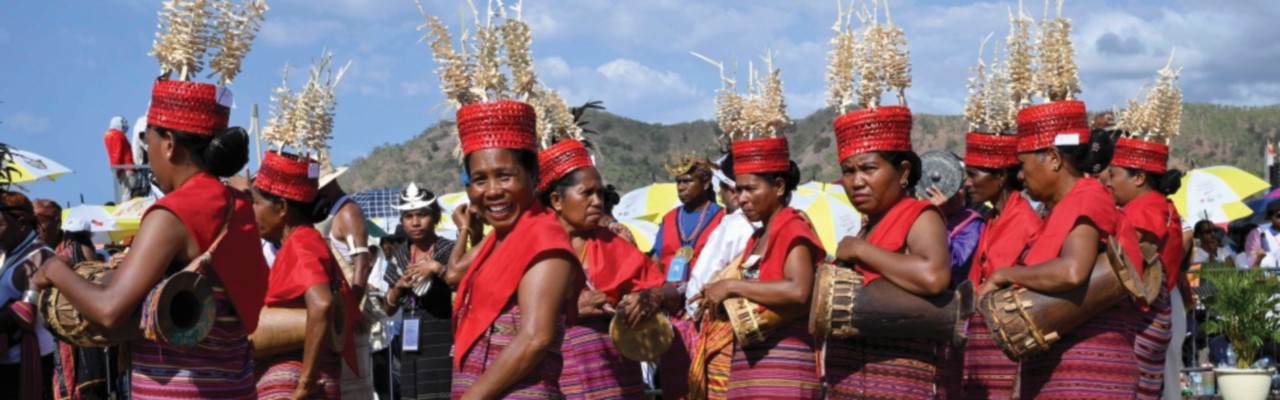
[792,181,860,257]
[63,204,120,244]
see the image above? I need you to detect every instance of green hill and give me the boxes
[339,103,1280,193]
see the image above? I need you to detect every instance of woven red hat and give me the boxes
[732,137,790,176]
[255,151,319,203]
[147,79,232,135]
[963,132,1018,169]
[456,100,538,157]
[1015,100,1090,153]
[537,139,593,192]
[833,105,913,162]
[1112,137,1168,174]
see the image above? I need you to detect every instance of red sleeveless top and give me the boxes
[657,206,725,276]
[1122,191,1183,291]
[143,172,268,332]
[1019,178,1143,276]
[452,203,576,368]
[265,224,360,371]
[740,207,825,282]
[969,193,1042,284]
[857,197,938,283]
[583,226,664,304]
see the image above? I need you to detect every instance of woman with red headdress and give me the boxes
[819,7,952,399]
[953,32,1044,399]
[978,8,1144,398]
[420,7,578,398]
[1105,56,1186,400]
[250,54,359,400]
[686,57,822,399]
[534,98,667,399]
[34,3,270,398]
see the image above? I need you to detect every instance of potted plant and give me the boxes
[1199,264,1280,400]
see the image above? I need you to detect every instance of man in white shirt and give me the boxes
[1246,201,1280,269]
[685,155,759,315]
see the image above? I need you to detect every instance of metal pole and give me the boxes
[252,104,261,169]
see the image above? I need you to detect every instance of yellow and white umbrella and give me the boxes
[434,191,493,239]
[793,181,860,256]
[615,183,680,224]
[1172,166,1269,229]
[1,149,72,184]
[615,218,660,253]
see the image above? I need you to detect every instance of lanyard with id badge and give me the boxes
[667,205,712,288]
[402,244,436,353]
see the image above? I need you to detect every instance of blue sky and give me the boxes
[2,0,1278,206]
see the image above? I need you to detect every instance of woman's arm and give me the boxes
[695,240,815,316]
[462,254,574,400]
[982,221,1100,295]
[836,209,951,296]
[34,210,190,329]
[444,242,480,288]
[295,283,336,398]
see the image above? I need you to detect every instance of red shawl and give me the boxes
[1020,178,1143,276]
[265,225,359,372]
[584,227,664,304]
[452,203,576,368]
[1122,191,1184,291]
[657,206,725,277]
[740,207,825,282]
[857,197,936,283]
[969,193,1043,284]
[144,172,268,332]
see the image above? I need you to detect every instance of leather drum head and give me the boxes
[916,150,964,199]
[610,312,674,362]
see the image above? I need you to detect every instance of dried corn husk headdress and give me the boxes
[827,0,915,161]
[147,0,268,136]
[254,51,350,203]
[695,51,793,176]
[1111,51,1181,174]
[963,32,1020,169]
[1011,0,1090,153]
[416,0,537,108]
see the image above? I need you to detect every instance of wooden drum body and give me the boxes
[979,237,1145,361]
[810,262,976,344]
[249,305,347,359]
[40,262,139,347]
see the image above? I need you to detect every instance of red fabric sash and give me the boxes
[969,194,1043,284]
[856,197,936,283]
[265,225,360,372]
[1020,179,1144,276]
[739,207,825,282]
[144,173,268,332]
[658,206,725,277]
[452,203,575,368]
[1122,191,1184,290]
[584,227,664,304]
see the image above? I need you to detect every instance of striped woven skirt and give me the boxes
[130,291,256,399]
[725,319,820,399]
[1020,302,1139,399]
[959,313,1018,399]
[255,350,342,399]
[401,311,453,399]
[451,302,565,399]
[823,337,941,399]
[660,316,698,400]
[560,318,646,400]
[1135,288,1172,400]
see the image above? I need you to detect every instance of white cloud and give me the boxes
[5,112,52,135]
[537,56,571,80]
[260,18,346,47]
[596,59,698,99]
[400,80,435,97]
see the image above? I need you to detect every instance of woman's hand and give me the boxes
[690,279,736,321]
[290,379,320,400]
[616,289,661,328]
[33,256,73,290]
[835,236,864,264]
[577,290,609,318]
[925,187,948,207]
[979,269,1012,299]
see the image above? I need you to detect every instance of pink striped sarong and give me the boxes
[824,336,941,399]
[959,313,1018,399]
[254,350,342,399]
[451,301,565,399]
[129,283,256,399]
[725,318,820,398]
[560,317,646,400]
[1134,288,1172,400]
[1021,302,1139,399]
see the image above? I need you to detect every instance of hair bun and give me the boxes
[205,127,250,177]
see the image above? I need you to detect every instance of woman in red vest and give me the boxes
[446,100,578,399]
[980,100,1143,399]
[957,132,1043,398]
[35,78,270,399]
[251,151,358,400]
[538,131,667,399]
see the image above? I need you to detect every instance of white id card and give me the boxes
[403,318,420,352]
